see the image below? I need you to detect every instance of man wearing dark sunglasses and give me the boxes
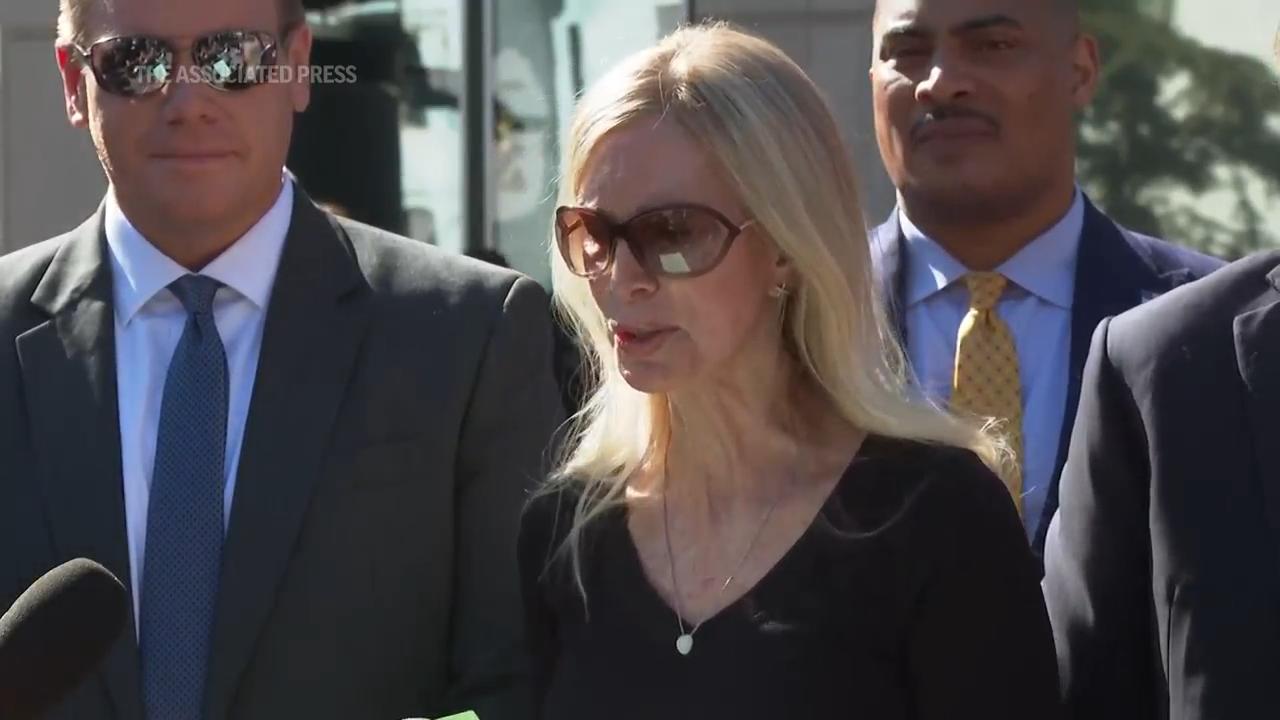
[0,1,562,719]
[868,0,1222,567]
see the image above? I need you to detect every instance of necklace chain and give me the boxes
[662,485,781,648]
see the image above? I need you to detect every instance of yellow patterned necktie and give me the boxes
[952,272,1023,514]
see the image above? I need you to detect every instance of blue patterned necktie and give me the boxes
[140,274,228,720]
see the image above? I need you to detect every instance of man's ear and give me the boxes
[1071,33,1102,110]
[285,23,314,113]
[55,44,91,129]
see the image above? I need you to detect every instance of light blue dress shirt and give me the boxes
[106,177,293,622]
[899,191,1083,537]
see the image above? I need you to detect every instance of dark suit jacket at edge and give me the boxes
[1044,250,1280,719]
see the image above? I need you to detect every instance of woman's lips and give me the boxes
[614,327,675,356]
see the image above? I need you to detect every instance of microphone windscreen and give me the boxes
[0,558,129,719]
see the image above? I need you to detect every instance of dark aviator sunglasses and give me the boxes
[71,26,296,97]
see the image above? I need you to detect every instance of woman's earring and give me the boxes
[769,283,790,300]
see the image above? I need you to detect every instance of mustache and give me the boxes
[911,106,1000,140]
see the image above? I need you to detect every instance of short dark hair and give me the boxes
[874,0,1080,27]
[58,0,306,47]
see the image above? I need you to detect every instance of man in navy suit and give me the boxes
[868,0,1221,559]
[1041,34,1280,720]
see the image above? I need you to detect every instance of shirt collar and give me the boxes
[105,176,294,324]
[900,188,1083,310]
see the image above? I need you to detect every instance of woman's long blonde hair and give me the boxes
[545,22,1008,594]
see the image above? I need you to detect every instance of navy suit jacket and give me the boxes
[871,195,1223,559]
[1044,250,1280,719]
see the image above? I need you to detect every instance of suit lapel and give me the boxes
[203,191,372,720]
[1033,198,1181,553]
[871,210,909,349]
[879,200,1197,555]
[15,210,144,720]
[1234,265,1280,580]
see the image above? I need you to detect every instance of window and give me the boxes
[288,0,688,287]
[493,0,688,285]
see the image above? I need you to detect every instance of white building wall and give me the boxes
[691,0,897,222]
[0,0,105,253]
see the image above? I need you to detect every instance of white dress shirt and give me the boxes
[105,178,293,620]
[900,190,1083,537]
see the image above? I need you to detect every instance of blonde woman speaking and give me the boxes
[519,23,1062,720]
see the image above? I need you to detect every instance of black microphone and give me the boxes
[0,558,129,719]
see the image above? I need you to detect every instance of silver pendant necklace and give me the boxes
[662,486,780,656]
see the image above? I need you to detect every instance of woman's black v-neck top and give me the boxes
[517,435,1063,720]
